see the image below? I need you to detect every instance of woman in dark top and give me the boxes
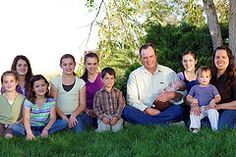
[211,46,236,129]
[177,51,198,93]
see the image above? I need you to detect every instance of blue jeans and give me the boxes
[81,113,97,128]
[122,105,184,125]
[12,119,68,136]
[67,115,85,133]
[218,109,236,129]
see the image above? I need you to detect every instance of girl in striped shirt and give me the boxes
[12,75,67,140]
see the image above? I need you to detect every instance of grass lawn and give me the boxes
[1,123,236,157]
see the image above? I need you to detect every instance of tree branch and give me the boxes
[85,0,104,48]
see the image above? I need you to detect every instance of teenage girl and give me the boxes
[81,52,103,128]
[50,54,86,132]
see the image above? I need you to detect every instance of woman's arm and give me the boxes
[216,100,236,110]
[69,86,86,127]
[72,86,86,117]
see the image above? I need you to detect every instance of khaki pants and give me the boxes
[96,115,123,132]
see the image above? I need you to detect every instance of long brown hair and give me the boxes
[81,52,99,82]
[11,55,33,97]
[28,74,52,103]
[60,54,76,76]
[212,46,236,86]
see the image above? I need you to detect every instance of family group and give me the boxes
[0,43,236,140]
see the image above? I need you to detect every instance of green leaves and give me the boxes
[95,0,174,76]
[83,0,230,77]
[86,0,96,11]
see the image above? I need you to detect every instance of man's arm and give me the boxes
[156,70,185,104]
[173,92,183,101]
[155,91,182,102]
[127,72,149,111]
[127,71,161,115]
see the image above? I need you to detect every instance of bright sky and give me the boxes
[0,0,98,76]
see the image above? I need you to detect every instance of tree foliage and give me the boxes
[85,0,175,76]
[146,23,212,72]
[83,0,232,92]
[214,0,229,23]
[171,0,229,26]
[84,0,232,75]
[172,0,206,27]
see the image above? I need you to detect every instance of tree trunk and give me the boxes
[229,0,236,63]
[202,0,223,51]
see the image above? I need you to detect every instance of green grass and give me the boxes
[1,124,236,157]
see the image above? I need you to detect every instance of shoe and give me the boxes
[191,128,200,134]
[5,133,13,139]
[171,120,185,126]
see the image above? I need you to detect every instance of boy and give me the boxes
[93,67,125,132]
[187,66,221,133]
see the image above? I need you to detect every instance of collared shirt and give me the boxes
[211,73,236,103]
[93,87,125,120]
[127,64,184,111]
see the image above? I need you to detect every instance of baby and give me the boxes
[152,80,186,111]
